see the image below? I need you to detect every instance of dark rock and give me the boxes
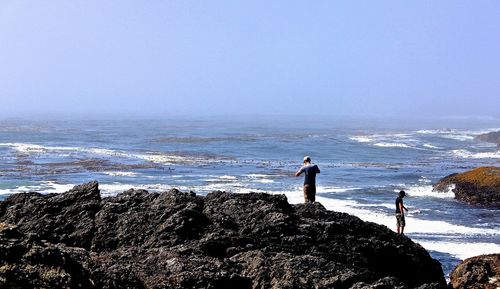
[0,181,447,289]
[0,181,101,249]
[433,167,500,207]
[475,131,500,147]
[449,254,499,289]
[0,224,96,289]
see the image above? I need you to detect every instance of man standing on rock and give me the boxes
[395,190,409,234]
[295,156,320,203]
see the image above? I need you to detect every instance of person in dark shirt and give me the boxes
[295,156,320,203]
[395,190,409,234]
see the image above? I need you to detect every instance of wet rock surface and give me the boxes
[449,254,499,289]
[0,181,446,289]
[433,166,500,207]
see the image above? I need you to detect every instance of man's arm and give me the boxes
[399,202,408,214]
[295,166,304,177]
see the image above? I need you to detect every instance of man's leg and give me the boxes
[310,185,316,202]
[396,214,401,234]
[303,185,310,203]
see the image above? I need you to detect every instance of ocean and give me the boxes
[0,117,499,277]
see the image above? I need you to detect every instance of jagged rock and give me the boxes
[0,181,447,289]
[0,223,96,289]
[449,254,499,289]
[433,167,500,207]
[0,181,101,249]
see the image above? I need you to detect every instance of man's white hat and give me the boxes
[303,156,311,162]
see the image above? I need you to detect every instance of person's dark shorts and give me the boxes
[303,184,316,203]
[396,213,405,227]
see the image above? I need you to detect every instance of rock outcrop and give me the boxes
[433,166,500,207]
[0,182,446,289]
[475,131,500,147]
[449,254,499,289]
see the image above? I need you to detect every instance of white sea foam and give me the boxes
[244,174,275,183]
[416,129,442,134]
[219,175,237,180]
[0,142,221,165]
[318,186,361,193]
[402,185,455,199]
[414,240,500,261]
[245,174,271,178]
[103,171,138,177]
[374,142,412,148]
[452,149,500,159]
[418,177,432,184]
[0,181,75,195]
[423,144,440,149]
[349,136,374,143]
[0,142,129,158]
[0,143,48,154]
[442,134,474,141]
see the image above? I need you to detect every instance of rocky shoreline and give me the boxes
[433,166,500,207]
[449,254,499,289]
[0,181,448,289]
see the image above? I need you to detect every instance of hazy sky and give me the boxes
[0,1,499,119]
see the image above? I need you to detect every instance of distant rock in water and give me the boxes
[449,254,499,289]
[433,166,500,207]
[475,131,500,147]
[0,181,446,289]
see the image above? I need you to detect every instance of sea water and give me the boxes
[0,117,499,278]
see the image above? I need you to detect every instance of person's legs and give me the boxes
[396,214,406,234]
[303,185,310,203]
[400,215,406,234]
[309,185,316,202]
[303,185,315,203]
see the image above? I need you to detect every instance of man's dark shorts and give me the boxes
[396,213,405,227]
[303,184,316,203]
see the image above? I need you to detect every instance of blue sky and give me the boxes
[0,1,499,120]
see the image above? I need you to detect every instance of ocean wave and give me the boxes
[373,142,413,148]
[317,186,361,193]
[442,134,474,141]
[452,149,500,159]
[244,174,276,183]
[423,144,441,149]
[0,181,75,195]
[402,185,455,199]
[0,142,231,165]
[416,128,496,142]
[349,132,425,150]
[414,240,500,261]
[102,171,138,177]
[218,175,238,180]
[154,135,260,143]
[349,136,374,143]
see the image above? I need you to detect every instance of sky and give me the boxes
[0,1,499,120]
